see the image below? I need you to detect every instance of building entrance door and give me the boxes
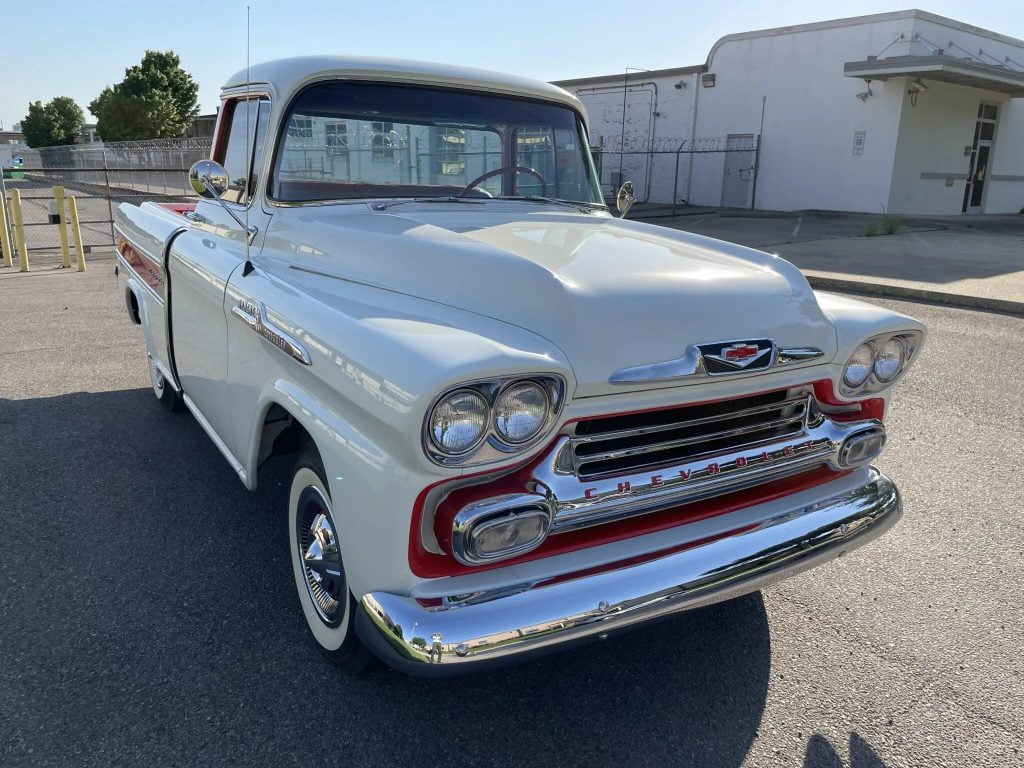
[963,103,998,214]
[721,134,755,208]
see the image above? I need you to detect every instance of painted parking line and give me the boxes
[789,217,804,241]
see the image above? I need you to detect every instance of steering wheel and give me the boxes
[458,165,548,198]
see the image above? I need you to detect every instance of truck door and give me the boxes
[169,96,271,448]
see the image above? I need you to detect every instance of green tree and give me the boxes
[20,97,85,147]
[90,50,199,141]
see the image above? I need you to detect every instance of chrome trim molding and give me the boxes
[533,411,881,534]
[609,345,703,384]
[776,347,825,365]
[609,340,824,384]
[182,394,249,485]
[357,469,901,675]
[450,493,554,565]
[231,299,312,366]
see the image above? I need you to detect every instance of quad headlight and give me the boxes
[494,381,550,444]
[841,331,922,395]
[428,389,490,454]
[424,375,565,466]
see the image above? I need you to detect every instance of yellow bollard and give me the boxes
[0,192,13,268]
[9,189,29,272]
[67,196,86,272]
[53,186,71,268]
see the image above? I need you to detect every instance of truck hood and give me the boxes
[265,207,837,397]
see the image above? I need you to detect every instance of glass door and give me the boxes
[963,103,998,214]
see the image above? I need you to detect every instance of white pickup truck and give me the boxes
[114,55,925,675]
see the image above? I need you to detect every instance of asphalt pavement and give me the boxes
[644,210,1024,315]
[1,257,1022,767]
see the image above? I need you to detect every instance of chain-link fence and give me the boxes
[591,135,761,215]
[2,138,210,255]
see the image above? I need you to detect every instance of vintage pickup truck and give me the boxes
[114,55,924,675]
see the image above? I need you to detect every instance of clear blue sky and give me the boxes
[1,0,1022,130]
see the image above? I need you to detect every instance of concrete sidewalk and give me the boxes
[642,210,1024,315]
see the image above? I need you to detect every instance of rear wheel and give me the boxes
[288,445,371,671]
[149,357,182,412]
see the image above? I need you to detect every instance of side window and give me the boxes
[217,98,270,205]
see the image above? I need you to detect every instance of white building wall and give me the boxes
[986,99,1024,214]
[697,16,914,212]
[568,71,698,203]
[557,10,1024,215]
[887,80,1010,215]
[901,16,1024,214]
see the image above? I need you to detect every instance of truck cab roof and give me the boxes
[223,55,586,116]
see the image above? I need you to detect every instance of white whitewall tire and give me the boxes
[287,446,370,669]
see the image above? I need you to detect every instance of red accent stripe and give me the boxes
[118,240,163,293]
[408,378,880,578]
[158,202,197,217]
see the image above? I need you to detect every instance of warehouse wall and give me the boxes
[888,81,1009,215]
[985,98,1024,214]
[695,16,912,212]
[571,72,698,202]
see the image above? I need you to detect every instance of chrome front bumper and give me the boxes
[356,469,901,676]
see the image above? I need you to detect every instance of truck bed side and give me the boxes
[114,201,190,389]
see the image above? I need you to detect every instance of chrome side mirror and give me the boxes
[187,159,258,244]
[616,181,636,218]
[189,159,230,199]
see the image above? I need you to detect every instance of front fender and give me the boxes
[228,269,575,596]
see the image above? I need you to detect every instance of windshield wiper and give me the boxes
[370,196,486,211]
[497,196,604,214]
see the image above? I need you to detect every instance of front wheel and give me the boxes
[288,446,371,671]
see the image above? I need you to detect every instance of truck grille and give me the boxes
[571,390,810,479]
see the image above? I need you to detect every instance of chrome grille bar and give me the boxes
[575,411,807,465]
[571,393,811,479]
[572,394,810,444]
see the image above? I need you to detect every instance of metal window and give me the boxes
[371,121,395,162]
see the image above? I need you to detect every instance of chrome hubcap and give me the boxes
[151,360,164,392]
[296,486,345,626]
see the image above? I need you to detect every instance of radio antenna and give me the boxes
[242,3,255,276]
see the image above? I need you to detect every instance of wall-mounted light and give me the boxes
[907,78,927,106]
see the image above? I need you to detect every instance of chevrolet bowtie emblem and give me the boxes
[698,339,775,373]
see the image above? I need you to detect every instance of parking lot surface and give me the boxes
[645,210,1024,313]
[1,257,1022,767]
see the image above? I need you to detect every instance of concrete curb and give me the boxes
[805,274,1024,317]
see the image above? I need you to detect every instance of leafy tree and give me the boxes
[90,51,199,141]
[20,97,85,147]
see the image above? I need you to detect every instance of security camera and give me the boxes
[674,79,687,90]
[908,78,929,93]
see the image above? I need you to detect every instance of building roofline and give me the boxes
[706,10,1024,67]
[551,64,705,88]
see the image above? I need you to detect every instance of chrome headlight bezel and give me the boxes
[840,330,922,396]
[423,375,566,466]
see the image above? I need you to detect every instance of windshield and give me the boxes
[270,81,603,206]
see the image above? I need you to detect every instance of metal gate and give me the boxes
[2,138,210,256]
